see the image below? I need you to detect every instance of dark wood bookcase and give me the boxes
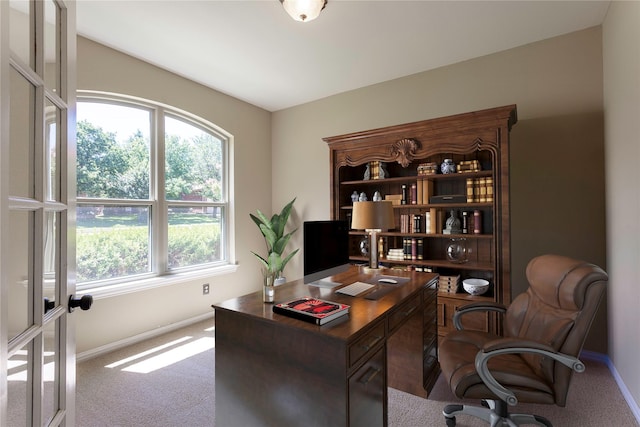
[324,105,517,343]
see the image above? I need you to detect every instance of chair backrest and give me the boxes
[503,254,608,406]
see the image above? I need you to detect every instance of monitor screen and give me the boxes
[303,220,350,284]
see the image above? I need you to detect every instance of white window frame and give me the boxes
[75,91,236,298]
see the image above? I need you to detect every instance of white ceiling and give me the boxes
[76,1,611,112]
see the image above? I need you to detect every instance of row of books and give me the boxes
[390,177,494,206]
[399,213,426,233]
[399,209,482,235]
[383,237,426,262]
[466,177,494,203]
[397,179,434,205]
[387,177,493,205]
[399,210,445,234]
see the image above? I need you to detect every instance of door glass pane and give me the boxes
[76,205,151,282]
[7,342,31,426]
[76,102,151,199]
[44,0,59,93]
[44,211,57,289]
[168,206,222,269]
[45,99,59,201]
[43,320,60,425]
[9,0,32,67]
[165,115,223,202]
[8,210,33,341]
[9,67,35,199]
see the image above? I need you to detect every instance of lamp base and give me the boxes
[361,266,384,274]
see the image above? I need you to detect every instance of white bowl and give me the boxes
[462,278,490,296]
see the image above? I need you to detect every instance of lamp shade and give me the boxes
[351,201,395,231]
[280,0,326,22]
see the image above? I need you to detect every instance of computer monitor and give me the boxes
[303,220,350,285]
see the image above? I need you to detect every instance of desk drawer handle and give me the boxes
[400,305,418,318]
[358,367,381,385]
[360,335,383,351]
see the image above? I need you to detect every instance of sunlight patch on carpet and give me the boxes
[120,337,215,374]
[105,336,193,369]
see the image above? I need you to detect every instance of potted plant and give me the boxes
[250,198,299,302]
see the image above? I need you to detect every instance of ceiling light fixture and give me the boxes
[280,0,327,22]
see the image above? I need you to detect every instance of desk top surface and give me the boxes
[213,265,438,341]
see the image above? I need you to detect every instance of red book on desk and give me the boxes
[273,297,350,325]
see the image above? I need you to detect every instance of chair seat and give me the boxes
[439,329,556,404]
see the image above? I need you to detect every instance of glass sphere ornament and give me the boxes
[446,238,469,264]
[359,236,369,256]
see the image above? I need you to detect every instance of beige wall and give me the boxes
[603,0,640,409]
[273,27,607,353]
[75,37,272,353]
[273,27,608,352]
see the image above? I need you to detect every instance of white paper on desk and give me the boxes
[336,281,375,296]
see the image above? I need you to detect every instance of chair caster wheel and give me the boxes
[445,416,456,427]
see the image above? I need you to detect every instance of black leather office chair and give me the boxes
[438,254,608,427]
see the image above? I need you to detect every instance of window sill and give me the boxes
[76,263,239,300]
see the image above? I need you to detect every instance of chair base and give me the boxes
[443,400,553,427]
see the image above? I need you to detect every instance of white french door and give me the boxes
[1,1,80,426]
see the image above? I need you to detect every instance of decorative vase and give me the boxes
[263,274,276,303]
[446,238,469,264]
[441,158,456,174]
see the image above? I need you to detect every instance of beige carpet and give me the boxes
[77,319,638,427]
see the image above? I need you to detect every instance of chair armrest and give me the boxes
[474,336,585,406]
[453,302,507,330]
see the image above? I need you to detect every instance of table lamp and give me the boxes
[351,201,395,273]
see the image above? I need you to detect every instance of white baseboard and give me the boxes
[76,312,214,363]
[581,350,640,424]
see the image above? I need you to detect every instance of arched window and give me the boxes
[75,93,232,290]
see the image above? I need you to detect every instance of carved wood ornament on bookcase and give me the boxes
[324,105,517,339]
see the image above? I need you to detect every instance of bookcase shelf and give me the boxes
[342,202,494,211]
[324,105,517,347]
[350,231,493,239]
[349,256,494,272]
[341,169,493,186]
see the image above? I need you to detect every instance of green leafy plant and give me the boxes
[250,198,299,279]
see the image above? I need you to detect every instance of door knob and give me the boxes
[44,298,55,314]
[69,294,93,313]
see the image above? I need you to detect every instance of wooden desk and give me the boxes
[213,266,439,427]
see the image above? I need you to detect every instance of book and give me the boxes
[273,297,350,325]
[422,179,434,204]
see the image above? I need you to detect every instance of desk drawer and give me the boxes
[349,321,385,367]
[388,293,421,334]
[437,297,489,336]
